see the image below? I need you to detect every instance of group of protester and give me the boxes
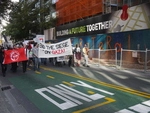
[0,40,90,77]
[0,41,41,77]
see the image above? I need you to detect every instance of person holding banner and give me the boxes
[20,43,28,73]
[32,43,41,71]
[11,45,18,72]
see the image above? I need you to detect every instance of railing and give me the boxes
[88,48,117,67]
[88,48,150,72]
[120,48,150,72]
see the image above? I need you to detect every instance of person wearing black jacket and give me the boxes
[0,46,7,77]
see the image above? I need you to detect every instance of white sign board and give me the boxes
[34,35,45,43]
[132,51,137,58]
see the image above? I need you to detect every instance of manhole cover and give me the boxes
[1,86,12,91]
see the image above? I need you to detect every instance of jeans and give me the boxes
[33,57,41,71]
[41,58,47,65]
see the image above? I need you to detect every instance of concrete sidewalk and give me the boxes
[0,77,27,113]
[0,81,10,113]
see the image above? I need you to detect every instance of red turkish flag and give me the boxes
[3,48,27,64]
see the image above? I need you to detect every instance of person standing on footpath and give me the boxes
[0,45,7,77]
[82,44,89,67]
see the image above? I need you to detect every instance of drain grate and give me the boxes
[1,86,12,91]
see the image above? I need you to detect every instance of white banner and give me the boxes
[38,39,73,58]
[34,35,45,43]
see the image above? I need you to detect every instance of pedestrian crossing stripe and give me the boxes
[115,100,150,113]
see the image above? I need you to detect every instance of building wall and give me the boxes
[58,29,150,51]
[56,0,103,25]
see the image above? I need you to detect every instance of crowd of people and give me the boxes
[0,41,41,77]
[0,41,90,77]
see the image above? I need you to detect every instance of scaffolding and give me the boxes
[103,0,150,14]
[56,0,103,25]
[56,0,150,25]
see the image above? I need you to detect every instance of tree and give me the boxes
[0,0,13,24]
[4,1,56,42]
[4,1,41,41]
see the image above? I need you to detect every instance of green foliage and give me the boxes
[0,0,13,24]
[4,1,56,42]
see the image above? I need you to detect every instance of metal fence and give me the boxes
[120,48,150,71]
[88,48,150,71]
[88,48,117,67]
[147,50,150,70]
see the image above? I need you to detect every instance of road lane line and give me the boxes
[41,66,150,98]
[62,81,74,87]
[73,97,115,113]
[35,71,41,74]
[87,91,95,94]
[95,71,126,87]
[136,77,150,83]
[47,75,55,79]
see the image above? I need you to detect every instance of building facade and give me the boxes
[55,0,150,50]
[55,0,150,68]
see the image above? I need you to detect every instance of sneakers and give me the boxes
[82,64,89,67]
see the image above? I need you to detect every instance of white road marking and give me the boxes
[115,100,150,113]
[143,100,150,106]
[96,71,127,87]
[115,109,135,113]
[136,77,150,83]
[129,104,150,113]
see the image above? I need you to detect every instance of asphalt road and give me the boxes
[0,62,150,113]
